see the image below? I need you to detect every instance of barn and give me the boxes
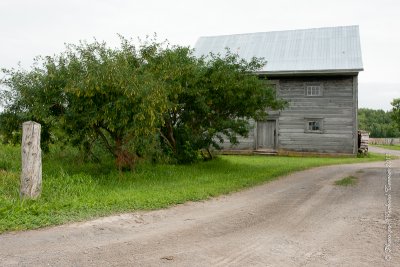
[194,25,363,156]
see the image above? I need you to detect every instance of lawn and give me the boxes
[0,143,385,233]
[371,144,400,151]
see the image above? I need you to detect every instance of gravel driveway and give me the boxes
[1,148,399,266]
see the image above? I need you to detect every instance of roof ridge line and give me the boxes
[198,25,359,39]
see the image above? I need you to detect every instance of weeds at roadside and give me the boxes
[334,176,358,186]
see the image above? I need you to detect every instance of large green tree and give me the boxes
[391,98,400,133]
[149,49,284,162]
[1,39,168,169]
[0,37,284,167]
[358,108,400,138]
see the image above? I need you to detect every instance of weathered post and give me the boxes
[20,121,42,199]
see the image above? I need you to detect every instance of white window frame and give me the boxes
[306,85,322,96]
[304,82,323,97]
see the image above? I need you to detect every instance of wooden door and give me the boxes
[257,120,276,149]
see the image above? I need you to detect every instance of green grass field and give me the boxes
[372,144,400,151]
[0,144,385,233]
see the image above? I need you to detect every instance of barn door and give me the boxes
[257,120,276,149]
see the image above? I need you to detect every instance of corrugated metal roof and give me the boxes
[194,26,363,74]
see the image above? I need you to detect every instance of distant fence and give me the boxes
[369,138,400,145]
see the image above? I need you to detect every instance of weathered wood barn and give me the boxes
[194,25,363,155]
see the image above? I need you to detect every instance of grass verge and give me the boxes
[334,175,358,186]
[0,144,385,233]
[372,144,400,151]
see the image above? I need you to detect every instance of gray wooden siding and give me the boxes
[276,76,356,154]
[218,75,357,154]
[218,119,256,150]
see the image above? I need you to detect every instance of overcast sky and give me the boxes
[1,0,399,110]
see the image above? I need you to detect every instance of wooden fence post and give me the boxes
[20,121,42,199]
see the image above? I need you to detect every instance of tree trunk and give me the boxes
[20,121,42,199]
[161,121,176,152]
[115,138,136,171]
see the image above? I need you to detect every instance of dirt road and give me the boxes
[1,149,399,266]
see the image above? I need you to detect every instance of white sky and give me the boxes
[0,0,399,110]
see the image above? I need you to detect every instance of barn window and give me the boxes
[305,118,324,133]
[306,85,322,96]
[308,121,320,131]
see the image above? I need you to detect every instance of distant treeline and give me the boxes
[358,108,399,138]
